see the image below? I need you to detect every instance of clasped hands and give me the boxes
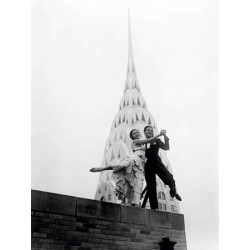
[160,129,167,136]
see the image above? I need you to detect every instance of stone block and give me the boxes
[100,201,120,222]
[42,192,76,216]
[76,197,100,219]
[140,229,151,235]
[62,215,76,221]
[170,213,185,230]
[121,206,147,225]
[49,214,62,220]
[31,190,43,211]
[146,210,171,228]
[33,232,47,238]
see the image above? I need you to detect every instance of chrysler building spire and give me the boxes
[128,9,133,59]
[125,10,141,93]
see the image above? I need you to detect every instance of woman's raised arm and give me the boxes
[133,131,164,145]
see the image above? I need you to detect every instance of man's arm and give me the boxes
[158,134,170,150]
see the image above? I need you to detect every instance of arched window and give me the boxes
[100,196,106,202]
[158,191,166,200]
[162,192,166,200]
[108,194,111,201]
[158,192,162,199]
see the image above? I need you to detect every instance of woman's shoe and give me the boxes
[89,167,101,172]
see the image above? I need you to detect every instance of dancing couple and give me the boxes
[90,126,181,210]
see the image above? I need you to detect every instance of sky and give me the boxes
[31,1,218,250]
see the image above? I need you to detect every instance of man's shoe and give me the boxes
[175,193,182,201]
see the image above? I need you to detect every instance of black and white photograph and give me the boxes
[30,0,219,250]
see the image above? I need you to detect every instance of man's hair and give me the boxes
[144,125,153,132]
[129,129,138,140]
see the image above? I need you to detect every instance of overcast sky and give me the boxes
[31,1,218,250]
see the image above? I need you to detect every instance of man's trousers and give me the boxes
[144,157,176,209]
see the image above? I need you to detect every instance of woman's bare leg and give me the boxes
[89,166,113,172]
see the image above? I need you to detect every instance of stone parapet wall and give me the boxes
[31,190,187,250]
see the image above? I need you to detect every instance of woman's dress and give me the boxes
[111,142,146,205]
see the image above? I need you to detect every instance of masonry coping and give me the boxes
[31,190,185,230]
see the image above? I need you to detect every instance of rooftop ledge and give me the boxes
[31,190,185,231]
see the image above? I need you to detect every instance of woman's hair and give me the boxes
[129,129,138,140]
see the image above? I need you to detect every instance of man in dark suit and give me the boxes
[143,125,181,210]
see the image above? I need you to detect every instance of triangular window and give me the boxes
[148,117,152,125]
[137,97,141,106]
[142,112,146,122]
[117,149,121,159]
[136,113,139,121]
[111,151,115,161]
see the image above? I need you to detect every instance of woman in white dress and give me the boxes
[90,129,165,206]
